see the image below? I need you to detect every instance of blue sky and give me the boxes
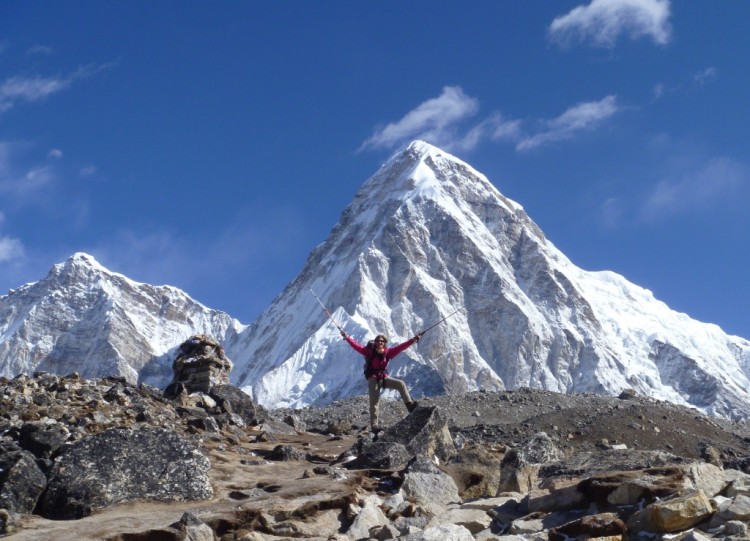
[2,1,749,339]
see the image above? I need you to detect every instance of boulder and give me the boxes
[399,456,461,506]
[444,443,503,499]
[344,407,456,471]
[38,427,212,519]
[347,440,412,470]
[346,494,388,540]
[499,432,564,493]
[378,406,456,463]
[0,441,47,515]
[18,421,69,459]
[627,489,713,533]
[549,512,627,540]
[209,384,259,425]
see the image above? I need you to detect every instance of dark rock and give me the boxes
[38,427,212,519]
[209,384,258,425]
[550,512,627,540]
[346,440,412,470]
[0,441,47,515]
[18,421,69,459]
[187,416,220,432]
[267,444,306,461]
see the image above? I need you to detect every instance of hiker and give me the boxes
[341,330,422,432]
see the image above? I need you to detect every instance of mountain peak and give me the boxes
[68,252,106,270]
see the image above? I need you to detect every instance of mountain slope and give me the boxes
[227,141,750,419]
[0,253,245,387]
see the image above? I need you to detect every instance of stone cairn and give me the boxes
[164,334,233,398]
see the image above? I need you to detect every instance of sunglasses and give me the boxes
[375,339,387,344]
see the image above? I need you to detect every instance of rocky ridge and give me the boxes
[3,373,750,540]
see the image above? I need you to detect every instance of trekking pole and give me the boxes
[309,287,345,334]
[419,307,464,336]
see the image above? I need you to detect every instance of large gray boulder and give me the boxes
[379,406,456,463]
[38,427,212,519]
[346,406,456,470]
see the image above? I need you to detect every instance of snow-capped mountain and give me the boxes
[226,141,750,419]
[0,253,245,387]
[2,141,750,420]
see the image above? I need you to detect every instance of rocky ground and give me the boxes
[277,387,750,463]
[4,375,750,540]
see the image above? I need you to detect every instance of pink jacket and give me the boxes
[345,335,418,380]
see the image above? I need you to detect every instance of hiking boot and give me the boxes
[406,400,419,412]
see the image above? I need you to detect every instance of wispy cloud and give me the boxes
[516,96,621,151]
[0,63,111,113]
[0,157,57,200]
[641,156,748,220]
[359,86,480,152]
[360,88,619,154]
[0,75,69,112]
[694,67,718,86]
[548,0,672,48]
[0,141,53,198]
[27,44,54,56]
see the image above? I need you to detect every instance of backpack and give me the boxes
[363,340,389,380]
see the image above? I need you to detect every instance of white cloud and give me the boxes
[0,63,112,113]
[0,75,69,112]
[641,156,748,220]
[361,89,621,155]
[48,148,64,159]
[517,96,620,151]
[0,235,25,263]
[359,86,480,152]
[548,0,671,48]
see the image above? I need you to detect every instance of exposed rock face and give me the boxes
[39,427,212,519]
